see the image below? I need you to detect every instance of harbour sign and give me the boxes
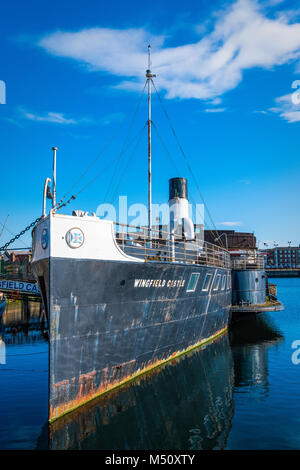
[0,279,40,294]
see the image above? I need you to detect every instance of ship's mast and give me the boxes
[146,45,156,242]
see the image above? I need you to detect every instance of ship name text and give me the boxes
[134,279,185,288]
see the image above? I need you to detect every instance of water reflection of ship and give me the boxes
[0,299,48,344]
[229,313,284,389]
[48,333,234,450]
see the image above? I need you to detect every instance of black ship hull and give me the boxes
[48,332,234,450]
[32,257,231,421]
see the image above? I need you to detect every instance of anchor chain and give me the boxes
[0,216,43,252]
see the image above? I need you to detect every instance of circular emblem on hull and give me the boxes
[66,227,84,249]
[41,228,48,250]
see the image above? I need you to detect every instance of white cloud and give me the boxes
[269,93,300,122]
[23,110,78,124]
[19,108,92,125]
[204,107,226,113]
[10,107,124,127]
[37,0,300,101]
[39,28,164,78]
[218,221,243,226]
[210,97,222,105]
[262,0,285,5]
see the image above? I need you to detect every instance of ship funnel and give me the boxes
[168,178,195,240]
[169,177,188,200]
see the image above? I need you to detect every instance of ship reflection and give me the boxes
[48,333,234,450]
[229,313,284,390]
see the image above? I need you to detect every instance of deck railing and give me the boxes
[113,222,231,269]
[232,256,265,270]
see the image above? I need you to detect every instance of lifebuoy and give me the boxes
[10,290,20,301]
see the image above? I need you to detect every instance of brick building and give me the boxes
[263,246,300,269]
[204,230,256,250]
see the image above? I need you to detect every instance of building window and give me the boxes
[202,273,213,291]
[186,273,200,292]
[221,274,226,290]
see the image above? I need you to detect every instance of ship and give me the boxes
[31,46,233,422]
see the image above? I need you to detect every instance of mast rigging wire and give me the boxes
[110,125,147,206]
[0,217,30,249]
[151,122,206,229]
[66,125,147,201]
[151,79,225,248]
[103,81,148,204]
[54,81,148,211]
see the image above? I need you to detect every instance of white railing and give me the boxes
[113,222,231,269]
[232,256,265,270]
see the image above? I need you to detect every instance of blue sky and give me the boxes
[0,0,300,249]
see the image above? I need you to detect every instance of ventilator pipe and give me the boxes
[182,217,195,241]
[42,177,52,217]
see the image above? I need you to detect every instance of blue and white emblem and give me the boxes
[66,227,84,249]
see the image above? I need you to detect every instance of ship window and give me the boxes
[221,274,226,290]
[186,273,200,292]
[213,274,221,291]
[227,274,231,290]
[202,273,213,291]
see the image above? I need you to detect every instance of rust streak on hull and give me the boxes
[49,326,227,422]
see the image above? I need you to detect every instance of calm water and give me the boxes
[0,277,299,450]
